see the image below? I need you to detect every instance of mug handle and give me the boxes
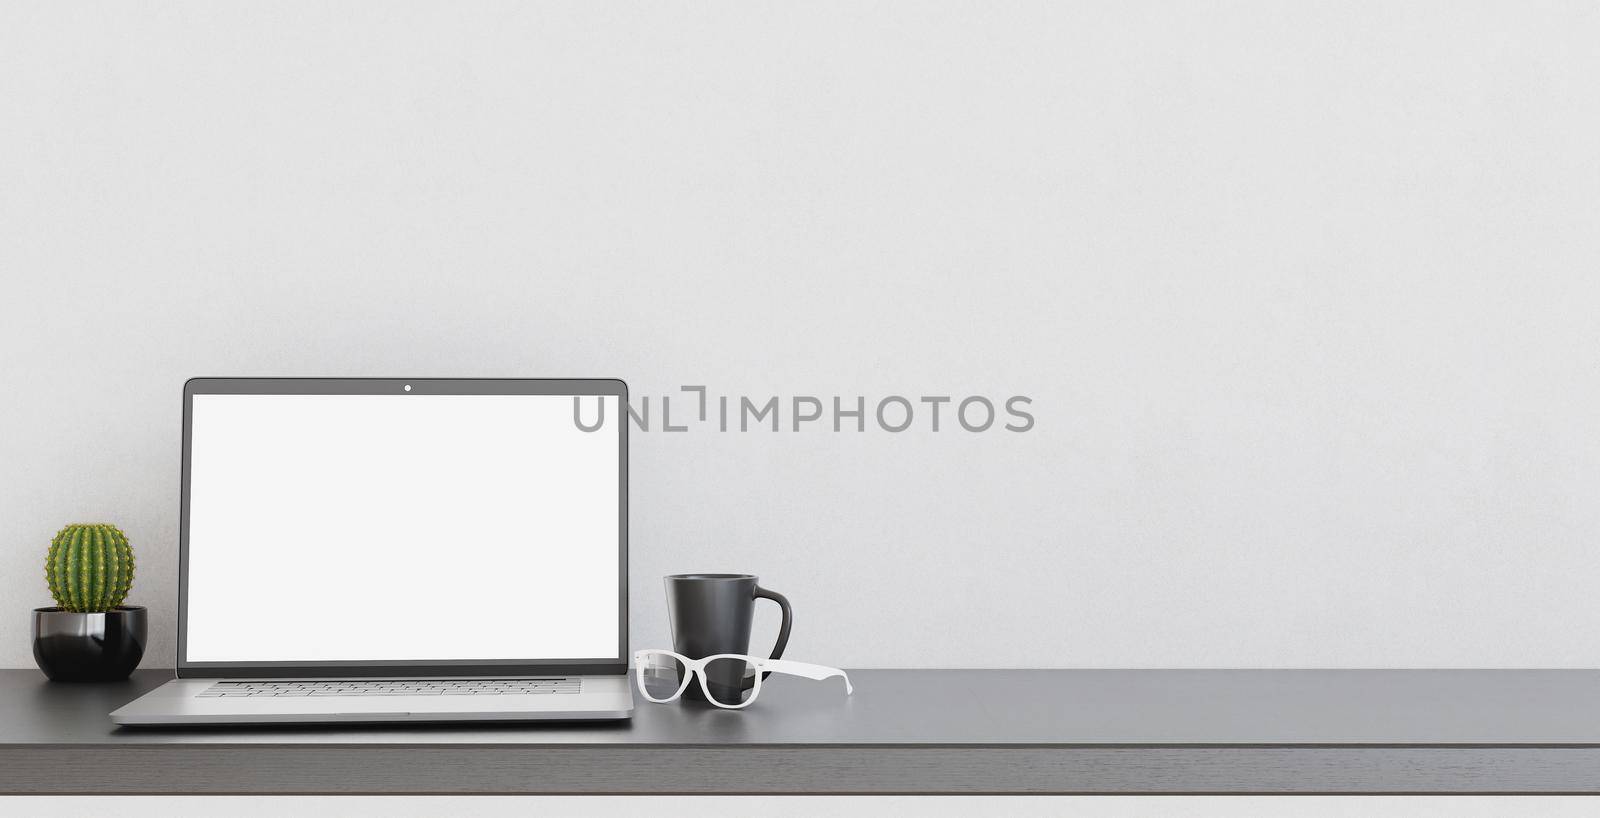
[753,585,793,680]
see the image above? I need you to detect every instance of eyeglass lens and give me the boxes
[702,656,758,706]
[640,653,689,701]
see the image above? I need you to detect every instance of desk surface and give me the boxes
[6,668,1600,793]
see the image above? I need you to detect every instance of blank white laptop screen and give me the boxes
[184,393,620,663]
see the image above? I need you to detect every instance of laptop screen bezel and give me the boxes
[176,377,629,679]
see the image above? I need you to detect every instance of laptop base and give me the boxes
[112,675,634,725]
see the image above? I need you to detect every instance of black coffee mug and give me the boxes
[665,574,792,701]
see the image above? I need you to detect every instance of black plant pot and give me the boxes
[32,606,147,682]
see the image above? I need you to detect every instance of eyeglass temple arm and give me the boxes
[760,659,853,694]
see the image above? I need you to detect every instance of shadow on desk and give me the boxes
[111,718,638,737]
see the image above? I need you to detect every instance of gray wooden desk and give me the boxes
[4,668,1600,794]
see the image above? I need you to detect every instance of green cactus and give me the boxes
[45,523,136,612]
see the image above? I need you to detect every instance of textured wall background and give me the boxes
[3,1,1597,669]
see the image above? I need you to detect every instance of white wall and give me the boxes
[3,0,1597,670]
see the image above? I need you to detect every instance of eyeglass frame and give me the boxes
[633,649,853,710]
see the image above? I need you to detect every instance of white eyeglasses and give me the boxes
[634,649,853,709]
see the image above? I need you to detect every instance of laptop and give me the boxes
[112,378,634,725]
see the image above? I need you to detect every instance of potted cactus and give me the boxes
[32,523,147,681]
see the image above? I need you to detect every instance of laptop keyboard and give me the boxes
[198,679,582,697]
